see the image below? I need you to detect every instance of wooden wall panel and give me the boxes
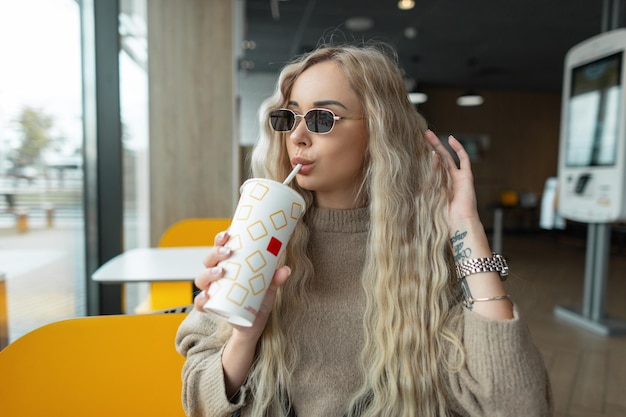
[420,88,562,229]
[147,0,236,245]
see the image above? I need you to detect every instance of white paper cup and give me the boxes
[203,178,305,326]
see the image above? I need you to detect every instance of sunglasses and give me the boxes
[269,108,363,134]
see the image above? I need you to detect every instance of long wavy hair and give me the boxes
[215,42,464,417]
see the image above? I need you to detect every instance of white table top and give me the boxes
[92,246,211,283]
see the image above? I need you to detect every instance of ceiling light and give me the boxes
[408,92,428,104]
[242,40,256,50]
[398,0,415,10]
[456,90,484,106]
[404,26,418,39]
[240,60,255,70]
[345,16,374,31]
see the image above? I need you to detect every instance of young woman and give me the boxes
[176,43,552,417]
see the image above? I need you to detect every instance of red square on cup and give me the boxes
[266,237,282,256]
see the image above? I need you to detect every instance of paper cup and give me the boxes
[203,178,305,326]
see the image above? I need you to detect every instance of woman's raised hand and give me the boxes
[424,129,480,226]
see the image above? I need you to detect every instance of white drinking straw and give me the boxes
[283,163,302,185]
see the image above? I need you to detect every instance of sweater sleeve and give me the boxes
[175,309,249,417]
[447,305,554,417]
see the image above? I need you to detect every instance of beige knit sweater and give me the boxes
[176,207,553,417]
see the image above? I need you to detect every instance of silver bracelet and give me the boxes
[455,252,509,281]
[463,294,511,308]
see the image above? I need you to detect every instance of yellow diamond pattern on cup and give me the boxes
[249,273,267,295]
[291,202,304,220]
[270,210,288,230]
[246,250,267,272]
[236,205,253,221]
[250,183,270,200]
[226,283,249,306]
[223,261,242,280]
[248,220,268,241]
[227,234,242,251]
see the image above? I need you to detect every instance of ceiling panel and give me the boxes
[243,0,614,92]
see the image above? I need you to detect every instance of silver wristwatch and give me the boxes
[455,253,509,281]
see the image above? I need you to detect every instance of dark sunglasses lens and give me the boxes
[305,110,334,133]
[270,110,295,131]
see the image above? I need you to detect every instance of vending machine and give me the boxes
[558,28,626,223]
[555,28,626,336]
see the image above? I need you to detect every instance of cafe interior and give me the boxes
[1,0,626,415]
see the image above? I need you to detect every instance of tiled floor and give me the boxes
[502,232,626,417]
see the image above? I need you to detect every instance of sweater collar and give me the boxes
[305,206,369,233]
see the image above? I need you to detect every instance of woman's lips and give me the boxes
[297,163,313,175]
[292,157,313,174]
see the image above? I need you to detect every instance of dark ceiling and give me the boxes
[242,0,623,93]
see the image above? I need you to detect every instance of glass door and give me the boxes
[0,0,86,343]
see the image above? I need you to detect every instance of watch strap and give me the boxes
[455,252,509,281]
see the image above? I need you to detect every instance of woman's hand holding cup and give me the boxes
[193,231,291,341]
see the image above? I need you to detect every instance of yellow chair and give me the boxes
[136,218,231,313]
[0,313,187,417]
[159,218,232,248]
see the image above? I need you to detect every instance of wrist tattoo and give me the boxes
[451,229,472,263]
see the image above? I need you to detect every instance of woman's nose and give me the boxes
[289,118,311,147]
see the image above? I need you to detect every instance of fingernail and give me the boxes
[285,266,292,276]
[218,246,231,255]
[211,266,223,275]
[216,231,226,240]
